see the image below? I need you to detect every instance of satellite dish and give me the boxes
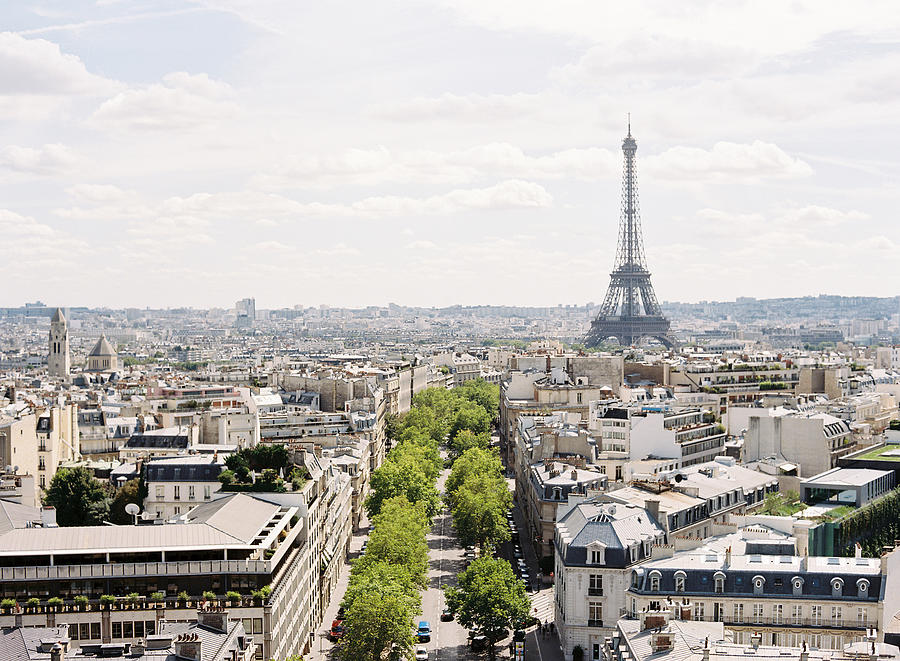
[125,503,141,516]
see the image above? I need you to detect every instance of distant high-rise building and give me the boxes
[47,307,70,378]
[235,297,256,324]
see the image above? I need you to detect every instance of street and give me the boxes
[310,460,564,660]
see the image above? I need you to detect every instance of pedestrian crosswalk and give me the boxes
[530,586,555,628]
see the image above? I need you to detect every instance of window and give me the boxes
[733,603,744,623]
[714,602,724,622]
[714,572,725,593]
[91,623,100,640]
[693,602,705,620]
[123,621,133,638]
[174,506,181,515]
[811,605,822,625]
[588,602,602,627]
[674,572,686,593]
[189,485,195,500]
[146,621,155,636]
[135,621,144,638]
[857,578,869,597]
[593,643,601,661]
[858,607,868,627]
[831,577,844,597]
[173,485,181,500]
[79,623,90,640]
[38,457,45,470]
[589,574,603,596]
[792,605,802,625]
[204,485,211,499]
[831,606,842,626]
[649,571,661,592]
[155,485,164,499]
[590,549,604,565]
[792,576,804,596]
[753,603,764,624]
[752,575,765,595]
[773,604,783,624]
[112,622,122,638]
[577,393,583,404]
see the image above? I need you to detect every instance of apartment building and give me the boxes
[629,406,726,468]
[554,497,667,659]
[626,527,889,650]
[143,454,226,519]
[744,411,855,478]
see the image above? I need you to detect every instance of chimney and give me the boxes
[640,609,669,631]
[571,470,578,481]
[702,637,711,661]
[50,643,63,661]
[174,632,202,661]
[645,499,660,522]
[725,546,731,568]
[800,641,809,661]
[197,607,228,633]
[856,542,863,558]
[41,507,57,527]
[651,631,674,653]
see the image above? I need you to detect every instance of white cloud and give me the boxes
[0,143,78,176]
[0,31,117,95]
[644,141,813,182]
[91,72,238,131]
[254,143,617,189]
[372,92,545,122]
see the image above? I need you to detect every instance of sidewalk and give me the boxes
[308,511,371,661]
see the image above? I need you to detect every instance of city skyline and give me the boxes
[2,1,899,308]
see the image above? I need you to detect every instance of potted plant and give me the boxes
[126,593,141,609]
[202,591,216,605]
[177,591,189,607]
[225,591,241,606]
[250,589,264,606]
[47,597,63,612]
[100,595,116,610]
[150,592,165,608]
[0,598,15,614]
[26,597,40,612]
[74,595,89,611]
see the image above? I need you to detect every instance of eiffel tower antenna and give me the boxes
[584,122,674,348]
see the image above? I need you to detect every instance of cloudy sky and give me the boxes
[1,1,899,309]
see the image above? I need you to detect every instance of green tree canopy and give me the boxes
[448,429,491,462]
[108,478,142,525]
[454,379,500,420]
[390,437,442,482]
[356,497,430,587]
[446,447,504,504]
[444,556,531,660]
[338,576,419,661]
[43,466,112,526]
[449,401,491,441]
[398,405,446,444]
[365,454,441,520]
[451,472,511,551]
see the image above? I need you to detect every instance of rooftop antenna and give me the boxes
[627,112,631,136]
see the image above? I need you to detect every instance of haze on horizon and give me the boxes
[1,1,899,310]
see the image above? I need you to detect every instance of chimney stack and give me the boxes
[800,641,809,661]
[645,499,660,522]
[50,644,63,661]
[174,632,202,661]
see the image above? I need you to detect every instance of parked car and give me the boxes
[415,646,429,660]
[417,621,432,642]
[441,607,453,622]
[470,634,488,652]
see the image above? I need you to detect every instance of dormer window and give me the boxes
[792,576,804,596]
[752,575,765,595]
[674,571,686,593]
[831,577,844,597]
[588,543,606,565]
[714,571,726,594]
[857,578,869,597]
[649,570,661,592]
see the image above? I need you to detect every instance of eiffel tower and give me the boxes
[584,122,675,349]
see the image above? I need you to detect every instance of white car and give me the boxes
[415,646,429,660]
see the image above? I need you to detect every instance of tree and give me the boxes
[454,379,500,420]
[108,478,142,525]
[365,454,441,520]
[446,447,503,504]
[449,401,491,441]
[356,497,430,587]
[338,577,419,661]
[448,429,491,462]
[399,406,446,444]
[444,556,530,660]
[224,453,251,482]
[43,466,111,526]
[390,436,442,482]
[451,472,511,550]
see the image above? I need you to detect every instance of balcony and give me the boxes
[0,559,272,583]
[587,619,603,628]
[588,588,603,596]
[692,615,869,630]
